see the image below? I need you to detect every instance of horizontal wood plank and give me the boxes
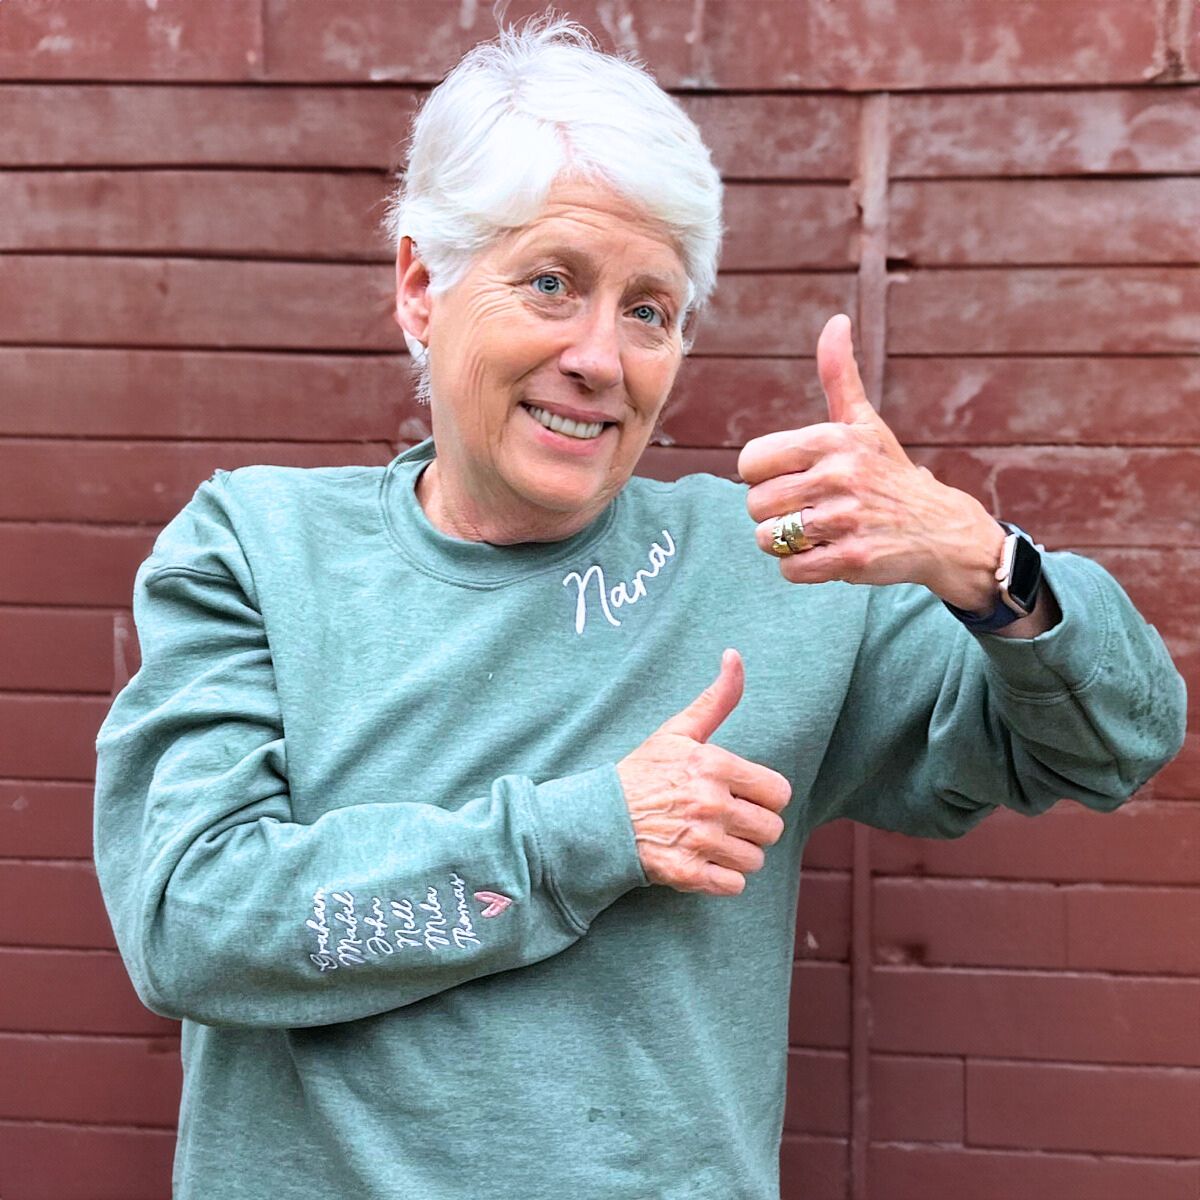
[662,355,1200,447]
[261,0,1164,90]
[0,255,397,351]
[870,800,1200,886]
[871,967,1200,1065]
[0,348,417,440]
[0,781,96,859]
[0,0,261,81]
[0,949,176,1035]
[0,256,853,353]
[0,526,154,606]
[890,178,1200,266]
[0,1119,176,1200]
[0,173,858,269]
[0,83,421,169]
[0,862,115,949]
[0,1033,180,1127]
[890,88,1200,177]
[0,85,858,180]
[966,1060,1200,1158]
[889,268,1200,354]
[784,1053,985,1145]
[0,440,395,523]
[911,446,1199,547]
[11,351,1195,449]
[874,879,1200,975]
[869,1143,1200,1200]
[0,609,113,692]
[0,695,108,781]
[883,356,1200,446]
[0,169,393,260]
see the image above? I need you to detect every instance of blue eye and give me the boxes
[532,274,563,295]
[632,304,663,327]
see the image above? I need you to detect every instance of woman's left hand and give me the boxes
[738,313,1005,615]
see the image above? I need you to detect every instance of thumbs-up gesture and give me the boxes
[737,314,1005,612]
[616,649,792,897]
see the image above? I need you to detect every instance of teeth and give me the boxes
[525,404,606,441]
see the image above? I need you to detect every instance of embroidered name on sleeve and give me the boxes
[305,873,513,972]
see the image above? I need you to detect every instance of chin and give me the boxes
[511,464,617,518]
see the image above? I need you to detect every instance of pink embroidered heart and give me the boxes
[474,891,513,918]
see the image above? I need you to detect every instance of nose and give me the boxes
[558,305,623,393]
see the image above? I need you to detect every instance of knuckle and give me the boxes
[828,424,857,452]
[685,742,715,776]
[839,542,870,572]
[819,459,851,493]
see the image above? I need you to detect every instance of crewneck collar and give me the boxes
[379,439,620,588]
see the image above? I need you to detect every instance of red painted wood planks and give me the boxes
[0,348,417,441]
[0,0,262,81]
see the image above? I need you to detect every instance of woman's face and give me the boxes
[396,176,691,541]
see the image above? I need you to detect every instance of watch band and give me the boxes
[943,521,1042,633]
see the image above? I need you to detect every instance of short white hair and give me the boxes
[382,13,724,388]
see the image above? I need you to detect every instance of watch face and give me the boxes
[1007,535,1042,613]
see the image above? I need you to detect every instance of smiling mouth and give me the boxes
[521,403,613,441]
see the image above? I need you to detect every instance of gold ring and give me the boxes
[769,518,793,557]
[780,510,812,554]
[769,510,813,556]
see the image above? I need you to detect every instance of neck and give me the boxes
[416,460,598,545]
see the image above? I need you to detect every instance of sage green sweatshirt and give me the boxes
[93,439,1185,1200]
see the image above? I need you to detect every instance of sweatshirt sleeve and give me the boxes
[93,475,648,1030]
[807,552,1187,838]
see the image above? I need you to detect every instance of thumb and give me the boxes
[660,649,745,743]
[817,313,875,426]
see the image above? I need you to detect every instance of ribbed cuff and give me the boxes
[974,552,1112,698]
[520,764,649,934]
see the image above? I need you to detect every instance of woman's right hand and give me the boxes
[616,650,792,897]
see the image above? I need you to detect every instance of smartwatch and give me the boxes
[943,521,1043,633]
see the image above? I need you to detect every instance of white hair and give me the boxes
[381,13,724,397]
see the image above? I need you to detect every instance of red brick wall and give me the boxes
[1,3,1197,1198]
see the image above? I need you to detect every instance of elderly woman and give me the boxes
[94,18,1184,1200]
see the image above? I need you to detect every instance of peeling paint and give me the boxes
[33,35,74,54]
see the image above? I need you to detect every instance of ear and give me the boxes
[393,236,432,346]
